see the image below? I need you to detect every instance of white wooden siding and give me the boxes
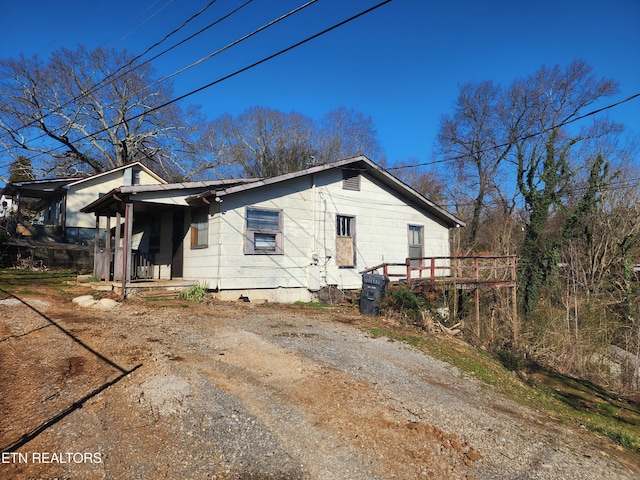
[66,169,164,229]
[182,169,451,292]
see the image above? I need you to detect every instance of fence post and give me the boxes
[405,258,411,284]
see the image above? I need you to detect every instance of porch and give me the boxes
[81,190,189,300]
[360,255,518,337]
[88,278,197,299]
[360,255,517,289]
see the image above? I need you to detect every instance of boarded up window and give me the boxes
[342,169,360,191]
[336,215,355,267]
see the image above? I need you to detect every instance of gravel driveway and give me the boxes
[0,295,636,479]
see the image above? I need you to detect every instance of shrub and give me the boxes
[378,285,425,326]
[178,282,209,303]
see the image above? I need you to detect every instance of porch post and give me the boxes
[93,214,100,277]
[105,215,111,281]
[121,201,133,299]
[474,287,480,338]
[114,211,122,281]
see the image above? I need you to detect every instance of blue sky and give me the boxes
[0,0,638,180]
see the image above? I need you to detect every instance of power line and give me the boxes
[0,0,391,170]
[5,0,233,139]
[0,0,311,163]
[134,0,319,105]
[386,92,640,172]
[109,0,175,47]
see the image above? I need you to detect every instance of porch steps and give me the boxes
[135,289,183,299]
[85,280,196,298]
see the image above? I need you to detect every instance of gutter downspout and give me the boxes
[121,202,133,301]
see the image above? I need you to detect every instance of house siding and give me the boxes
[181,169,451,295]
[66,167,164,229]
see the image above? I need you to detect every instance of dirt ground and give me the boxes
[0,281,638,480]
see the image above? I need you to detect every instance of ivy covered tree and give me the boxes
[511,61,621,312]
[437,61,624,312]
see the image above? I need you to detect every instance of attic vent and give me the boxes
[342,169,360,191]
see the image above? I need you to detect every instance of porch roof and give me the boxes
[1,177,82,199]
[80,178,260,216]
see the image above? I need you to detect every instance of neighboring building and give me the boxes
[0,162,166,242]
[82,156,464,302]
[0,194,17,218]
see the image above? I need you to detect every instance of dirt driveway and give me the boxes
[0,284,637,479]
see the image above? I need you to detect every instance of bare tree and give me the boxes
[199,107,315,178]
[315,106,384,165]
[199,106,384,178]
[0,45,207,179]
[436,81,514,250]
[391,160,447,205]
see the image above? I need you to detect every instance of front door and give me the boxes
[408,225,423,267]
[171,210,184,278]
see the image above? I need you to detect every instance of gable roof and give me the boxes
[81,155,463,228]
[200,155,464,228]
[64,161,166,188]
[0,161,166,199]
[1,177,82,199]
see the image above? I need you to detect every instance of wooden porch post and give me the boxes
[93,214,100,278]
[105,215,111,281]
[475,287,480,338]
[474,258,481,338]
[121,201,133,300]
[114,211,122,281]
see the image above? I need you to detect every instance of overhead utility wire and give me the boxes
[139,1,319,96]
[110,0,175,46]
[1,0,274,162]
[386,92,640,172]
[9,0,228,137]
[4,0,314,163]
[1,0,389,168]
[83,0,392,142]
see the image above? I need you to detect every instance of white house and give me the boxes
[82,156,464,302]
[1,162,166,242]
[0,194,17,218]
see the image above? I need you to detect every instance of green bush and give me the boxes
[378,285,425,326]
[178,282,209,303]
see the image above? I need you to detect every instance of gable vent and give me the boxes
[342,169,361,191]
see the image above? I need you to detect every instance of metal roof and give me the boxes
[81,155,464,228]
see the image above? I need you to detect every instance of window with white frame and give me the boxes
[244,208,283,255]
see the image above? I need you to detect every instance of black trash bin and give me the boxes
[359,273,389,316]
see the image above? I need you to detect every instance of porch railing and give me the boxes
[360,255,517,287]
[132,251,154,280]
